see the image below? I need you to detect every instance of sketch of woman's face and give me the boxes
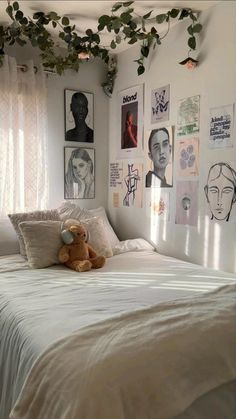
[73,158,89,180]
[207,173,235,220]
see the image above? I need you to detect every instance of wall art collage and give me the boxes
[110,84,236,225]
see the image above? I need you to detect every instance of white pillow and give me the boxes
[80,217,113,258]
[0,218,20,256]
[57,201,88,221]
[84,207,120,249]
[8,209,61,257]
[58,202,120,250]
[62,217,113,258]
[112,239,154,256]
[19,220,63,269]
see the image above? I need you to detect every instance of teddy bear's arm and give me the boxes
[87,244,98,259]
[58,245,70,263]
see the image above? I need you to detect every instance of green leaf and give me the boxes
[156,14,166,24]
[120,12,132,24]
[52,21,57,28]
[179,9,190,20]
[64,33,72,43]
[128,36,137,44]
[116,35,121,44]
[62,16,70,26]
[112,2,122,12]
[190,12,197,21]
[97,23,105,31]
[110,40,116,49]
[92,33,100,43]
[33,12,45,19]
[86,29,93,36]
[188,36,196,50]
[130,20,137,30]
[20,17,28,25]
[123,1,133,6]
[141,45,149,57]
[49,11,58,20]
[6,5,14,20]
[123,26,131,36]
[169,8,179,18]
[151,26,157,35]
[98,15,110,26]
[111,18,121,30]
[15,10,24,21]
[143,11,152,19]
[137,65,145,75]
[187,25,193,35]
[13,2,19,11]
[192,23,202,33]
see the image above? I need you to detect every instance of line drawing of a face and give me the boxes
[148,128,171,173]
[72,157,91,181]
[204,163,236,221]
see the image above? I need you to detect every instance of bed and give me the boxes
[0,247,236,419]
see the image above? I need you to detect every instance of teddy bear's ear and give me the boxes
[61,229,74,244]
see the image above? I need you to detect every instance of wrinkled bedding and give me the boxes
[10,284,236,419]
[0,251,236,419]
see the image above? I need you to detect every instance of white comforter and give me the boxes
[0,250,235,419]
[10,284,236,419]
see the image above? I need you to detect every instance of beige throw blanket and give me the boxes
[11,284,236,419]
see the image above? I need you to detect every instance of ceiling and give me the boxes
[0,1,219,52]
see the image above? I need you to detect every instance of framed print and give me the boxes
[145,126,173,188]
[151,84,170,124]
[64,147,95,199]
[117,84,144,159]
[64,89,94,143]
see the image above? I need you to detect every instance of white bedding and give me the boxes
[0,249,236,419]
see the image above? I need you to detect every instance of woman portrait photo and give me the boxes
[65,89,94,143]
[64,147,95,199]
[121,102,138,149]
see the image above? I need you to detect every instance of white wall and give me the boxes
[5,44,109,211]
[108,1,236,273]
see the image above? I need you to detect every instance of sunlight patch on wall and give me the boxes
[212,223,221,270]
[203,216,210,267]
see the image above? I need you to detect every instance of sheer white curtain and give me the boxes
[0,55,48,216]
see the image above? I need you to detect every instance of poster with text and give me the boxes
[146,189,170,221]
[204,161,236,223]
[175,181,198,226]
[122,162,143,208]
[177,95,200,137]
[151,85,170,124]
[176,138,199,177]
[209,104,234,148]
[117,85,144,159]
[110,162,123,208]
[145,126,174,188]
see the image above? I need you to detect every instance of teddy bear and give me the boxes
[58,221,106,272]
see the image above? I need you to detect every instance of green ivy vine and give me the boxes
[0,0,202,77]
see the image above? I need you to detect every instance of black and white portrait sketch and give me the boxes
[64,147,95,199]
[145,127,173,188]
[65,89,94,143]
[204,162,236,222]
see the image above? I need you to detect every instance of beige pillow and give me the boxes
[57,201,88,221]
[62,217,113,258]
[19,221,63,269]
[8,209,60,257]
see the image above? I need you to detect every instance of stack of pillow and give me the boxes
[7,203,120,269]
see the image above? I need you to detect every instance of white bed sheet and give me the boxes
[0,250,236,419]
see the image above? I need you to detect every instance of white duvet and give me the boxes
[10,284,236,419]
[0,249,236,419]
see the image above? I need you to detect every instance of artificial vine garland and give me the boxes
[0,1,202,91]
